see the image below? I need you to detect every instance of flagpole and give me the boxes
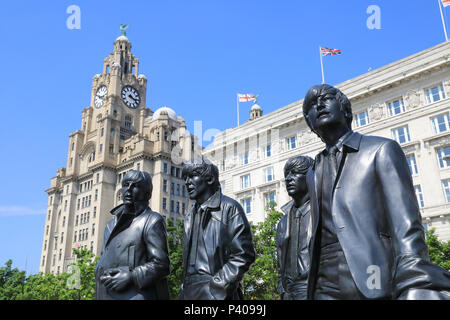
[237,94,240,127]
[319,46,325,84]
[439,0,449,41]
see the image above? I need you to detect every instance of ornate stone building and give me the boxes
[40,35,196,274]
[203,41,450,242]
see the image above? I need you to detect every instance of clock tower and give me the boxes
[41,34,196,275]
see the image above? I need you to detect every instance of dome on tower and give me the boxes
[251,104,262,111]
[153,106,177,121]
[115,35,130,42]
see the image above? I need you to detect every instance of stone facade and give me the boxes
[203,41,450,242]
[40,36,196,274]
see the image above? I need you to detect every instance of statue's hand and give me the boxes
[101,268,132,292]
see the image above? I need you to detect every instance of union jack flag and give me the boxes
[320,47,342,56]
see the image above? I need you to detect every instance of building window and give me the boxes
[264,191,276,208]
[63,216,66,227]
[176,184,180,196]
[90,241,94,252]
[265,144,271,158]
[61,232,64,243]
[95,189,98,201]
[54,237,58,250]
[75,215,79,226]
[286,136,297,150]
[176,202,180,214]
[109,144,114,154]
[137,163,141,171]
[264,167,274,183]
[406,154,418,175]
[392,125,411,144]
[70,157,73,167]
[44,240,47,250]
[125,115,132,129]
[443,179,450,203]
[52,255,56,266]
[46,225,49,235]
[240,153,249,165]
[388,98,406,116]
[170,183,175,195]
[162,198,167,210]
[182,203,186,215]
[431,112,450,135]
[163,180,167,192]
[101,127,104,137]
[47,210,51,221]
[99,144,103,153]
[71,142,75,151]
[354,110,370,128]
[241,198,252,214]
[42,255,45,266]
[163,163,168,174]
[240,174,251,189]
[59,249,62,261]
[437,146,450,169]
[93,207,97,218]
[425,84,445,104]
[74,231,77,243]
[96,173,100,184]
[170,200,174,213]
[64,200,67,212]
[182,186,186,198]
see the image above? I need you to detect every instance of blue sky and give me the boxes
[0,0,448,275]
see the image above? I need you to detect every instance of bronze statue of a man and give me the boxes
[276,155,314,300]
[302,84,450,300]
[95,170,170,300]
[180,159,255,300]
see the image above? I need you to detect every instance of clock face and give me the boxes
[121,86,141,109]
[94,85,108,109]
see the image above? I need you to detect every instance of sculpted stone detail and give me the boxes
[299,130,316,146]
[443,80,450,97]
[368,103,385,121]
[404,90,421,109]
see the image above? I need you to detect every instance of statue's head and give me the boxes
[182,158,220,203]
[284,155,314,198]
[302,84,352,136]
[122,170,153,205]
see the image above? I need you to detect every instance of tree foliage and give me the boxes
[426,228,450,271]
[0,249,98,300]
[166,218,184,299]
[242,202,283,300]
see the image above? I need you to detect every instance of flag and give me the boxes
[442,0,450,8]
[320,47,342,56]
[238,93,256,102]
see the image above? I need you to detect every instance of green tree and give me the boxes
[0,260,26,300]
[167,218,184,299]
[426,228,450,271]
[242,202,283,300]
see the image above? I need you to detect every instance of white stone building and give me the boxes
[203,41,450,242]
[40,35,196,274]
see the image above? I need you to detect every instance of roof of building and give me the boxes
[152,106,177,120]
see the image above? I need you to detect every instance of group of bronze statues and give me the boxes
[95,84,450,300]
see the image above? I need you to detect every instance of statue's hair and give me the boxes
[122,170,153,200]
[182,158,220,192]
[284,155,314,177]
[302,84,353,129]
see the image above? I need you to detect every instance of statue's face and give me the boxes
[305,91,347,133]
[284,169,307,198]
[122,177,147,205]
[184,173,208,201]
